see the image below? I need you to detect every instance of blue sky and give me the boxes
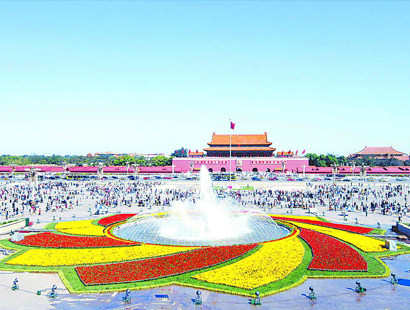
[1,1,409,156]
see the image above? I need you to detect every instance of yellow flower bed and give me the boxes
[193,233,304,289]
[291,222,386,252]
[7,244,196,266]
[269,214,322,221]
[55,220,106,236]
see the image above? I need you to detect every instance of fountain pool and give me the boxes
[113,166,289,246]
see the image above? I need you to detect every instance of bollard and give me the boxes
[250,291,261,306]
[308,286,317,300]
[355,280,366,293]
[122,289,131,304]
[11,278,19,291]
[390,273,398,285]
[194,290,202,305]
[49,285,58,298]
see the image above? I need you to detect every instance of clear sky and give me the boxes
[1,1,409,156]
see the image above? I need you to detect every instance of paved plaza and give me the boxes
[0,178,409,309]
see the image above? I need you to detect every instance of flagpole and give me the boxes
[229,119,232,187]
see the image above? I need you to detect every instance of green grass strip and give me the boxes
[368,228,386,235]
[315,216,331,222]
[43,222,57,230]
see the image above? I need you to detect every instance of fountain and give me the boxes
[113,166,289,246]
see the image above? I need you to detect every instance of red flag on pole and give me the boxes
[230,121,235,130]
[302,149,306,154]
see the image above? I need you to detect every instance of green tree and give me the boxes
[113,155,136,166]
[306,153,319,166]
[354,155,377,167]
[151,155,172,166]
[306,153,348,167]
[337,156,347,166]
[324,154,338,166]
[135,156,148,166]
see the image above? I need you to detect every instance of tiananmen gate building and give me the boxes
[172,132,308,173]
[204,132,276,157]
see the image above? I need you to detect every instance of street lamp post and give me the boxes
[360,163,369,182]
[10,163,16,183]
[97,162,104,188]
[301,164,306,178]
[28,165,39,187]
[281,161,286,174]
[331,162,339,183]
[62,161,68,179]
[27,165,40,199]
[350,161,356,178]
[132,163,138,181]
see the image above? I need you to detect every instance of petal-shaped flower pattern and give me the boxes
[76,244,257,285]
[289,221,386,252]
[1,213,407,297]
[193,231,304,289]
[299,228,367,271]
[13,232,136,248]
[7,244,196,266]
[55,219,106,236]
[98,214,136,226]
[270,216,373,234]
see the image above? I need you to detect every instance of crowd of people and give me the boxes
[0,177,409,225]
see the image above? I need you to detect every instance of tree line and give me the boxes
[0,150,408,167]
[306,153,409,167]
[0,154,172,167]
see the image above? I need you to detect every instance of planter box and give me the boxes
[0,219,27,234]
[397,222,410,238]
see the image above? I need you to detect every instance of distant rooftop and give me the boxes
[354,146,405,155]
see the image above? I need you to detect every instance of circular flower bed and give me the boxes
[0,213,408,297]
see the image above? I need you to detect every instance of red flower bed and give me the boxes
[13,232,136,248]
[76,243,258,285]
[271,216,372,234]
[98,214,136,226]
[299,228,367,271]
